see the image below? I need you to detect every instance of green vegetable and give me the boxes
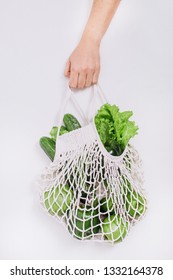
[121,177,146,219]
[68,205,100,239]
[44,185,74,216]
[80,191,87,204]
[105,146,117,156]
[50,126,58,141]
[63,114,81,132]
[60,125,69,135]
[126,191,145,219]
[40,137,55,161]
[100,197,115,214]
[95,103,139,156]
[50,126,68,141]
[102,214,129,242]
[40,114,81,161]
[44,191,54,215]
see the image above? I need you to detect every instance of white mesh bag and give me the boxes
[39,85,147,244]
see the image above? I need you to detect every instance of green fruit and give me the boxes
[102,214,129,242]
[126,191,145,219]
[59,125,69,135]
[68,206,100,240]
[100,197,115,213]
[40,137,55,161]
[44,185,74,216]
[50,126,68,141]
[93,197,99,209]
[80,191,87,204]
[63,114,81,131]
[44,191,54,215]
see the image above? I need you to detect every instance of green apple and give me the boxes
[100,197,115,214]
[126,191,145,219]
[44,185,74,216]
[68,205,100,240]
[102,214,129,242]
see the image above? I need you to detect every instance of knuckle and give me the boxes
[81,66,87,72]
[81,66,94,73]
[71,67,78,74]
[71,65,78,73]
[88,66,95,72]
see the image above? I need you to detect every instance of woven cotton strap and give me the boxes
[56,83,107,139]
[56,87,87,139]
[87,84,108,121]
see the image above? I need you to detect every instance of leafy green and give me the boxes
[94,103,138,156]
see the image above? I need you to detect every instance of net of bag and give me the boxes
[39,84,147,244]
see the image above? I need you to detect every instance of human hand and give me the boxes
[64,39,100,89]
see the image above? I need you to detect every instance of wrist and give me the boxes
[80,32,101,47]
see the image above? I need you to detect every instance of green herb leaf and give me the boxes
[95,103,139,156]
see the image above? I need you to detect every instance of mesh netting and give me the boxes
[39,119,147,244]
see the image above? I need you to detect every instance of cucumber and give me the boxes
[40,137,55,161]
[63,114,81,131]
[50,126,68,141]
[50,127,57,141]
[60,125,68,135]
[40,115,81,161]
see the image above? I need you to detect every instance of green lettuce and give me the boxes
[94,104,138,156]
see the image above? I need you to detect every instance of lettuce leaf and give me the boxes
[94,103,138,156]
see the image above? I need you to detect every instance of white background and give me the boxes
[0,0,173,260]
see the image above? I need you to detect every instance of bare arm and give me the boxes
[64,0,121,89]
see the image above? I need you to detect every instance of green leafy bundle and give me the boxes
[94,103,139,156]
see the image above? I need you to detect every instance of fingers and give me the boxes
[85,72,93,87]
[69,70,79,89]
[69,70,87,89]
[66,63,100,89]
[70,70,93,89]
[78,71,87,89]
[64,60,71,78]
[69,69,99,89]
[64,42,100,89]
[92,70,100,84]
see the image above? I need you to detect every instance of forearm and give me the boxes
[65,0,121,88]
[81,0,121,45]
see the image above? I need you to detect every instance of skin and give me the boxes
[64,0,121,89]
